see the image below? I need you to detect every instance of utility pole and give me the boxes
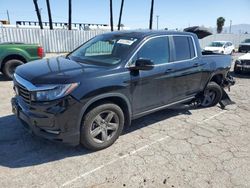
[33,0,43,29]
[109,0,114,31]
[156,15,159,30]
[6,10,10,24]
[229,20,232,34]
[149,0,154,29]
[68,0,72,30]
[118,0,124,31]
[46,0,53,30]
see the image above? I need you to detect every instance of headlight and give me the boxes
[235,60,241,65]
[31,83,79,101]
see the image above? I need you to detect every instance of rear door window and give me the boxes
[173,36,196,61]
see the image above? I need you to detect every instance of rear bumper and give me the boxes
[11,96,82,146]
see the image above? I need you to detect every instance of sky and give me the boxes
[0,0,249,30]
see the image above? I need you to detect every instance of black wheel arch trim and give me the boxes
[206,71,227,89]
[77,92,132,132]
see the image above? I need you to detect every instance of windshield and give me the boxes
[68,34,139,66]
[209,42,225,47]
[243,39,250,43]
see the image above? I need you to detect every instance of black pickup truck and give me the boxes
[11,30,234,150]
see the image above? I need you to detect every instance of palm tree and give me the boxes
[68,0,72,30]
[149,0,154,29]
[118,0,124,30]
[46,0,53,30]
[217,17,225,34]
[109,0,114,31]
[33,0,43,29]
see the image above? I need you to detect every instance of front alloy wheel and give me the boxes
[81,103,124,150]
[90,111,119,143]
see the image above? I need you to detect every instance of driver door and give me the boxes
[129,36,174,115]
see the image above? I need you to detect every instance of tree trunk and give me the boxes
[109,0,114,31]
[149,0,154,30]
[33,0,43,29]
[46,0,53,30]
[118,0,124,31]
[68,0,72,30]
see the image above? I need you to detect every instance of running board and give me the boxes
[132,96,195,119]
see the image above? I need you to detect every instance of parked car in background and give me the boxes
[238,39,250,53]
[0,43,44,79]
[234,53,250,74]
[11,30,234,150]
[204,41,235,55]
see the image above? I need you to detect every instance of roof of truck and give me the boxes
[102,30,197,39]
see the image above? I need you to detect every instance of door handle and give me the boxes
[193,63,199,67]
[165,68,174,73]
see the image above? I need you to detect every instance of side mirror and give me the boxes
[129,59,154,71]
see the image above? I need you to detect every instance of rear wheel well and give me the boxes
[83,97,131,129]
[210,74,223,86]
[1,55,27,70]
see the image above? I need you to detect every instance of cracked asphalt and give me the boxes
[0,53,250,188]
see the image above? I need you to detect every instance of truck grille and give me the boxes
[239,45,250,51]
[241,60,250,65]
[16,85,31,104]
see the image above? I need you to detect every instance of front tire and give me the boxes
[200,82,222,107]
[2,59,24,79]
[80,103,124,151]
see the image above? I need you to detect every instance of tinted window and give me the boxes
[244,39,250,43]
[209,42,224,47]
[173,36,195,61]
[69,35,139,66]
[136,37,169,65]
[188,37,195,58]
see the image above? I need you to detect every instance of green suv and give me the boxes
[0,42,44,79]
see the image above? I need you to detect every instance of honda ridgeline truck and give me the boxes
[11,30,234,150]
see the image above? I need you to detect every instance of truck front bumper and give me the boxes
[235,64,250,72]
[11,96,83,146]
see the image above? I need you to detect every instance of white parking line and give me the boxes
[61,132,175,187]
[199,110,227,123]
[61,109,228,187]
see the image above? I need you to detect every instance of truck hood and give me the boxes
[238,53,250,60]
[15,57,107,84]
[204,46,223,51]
